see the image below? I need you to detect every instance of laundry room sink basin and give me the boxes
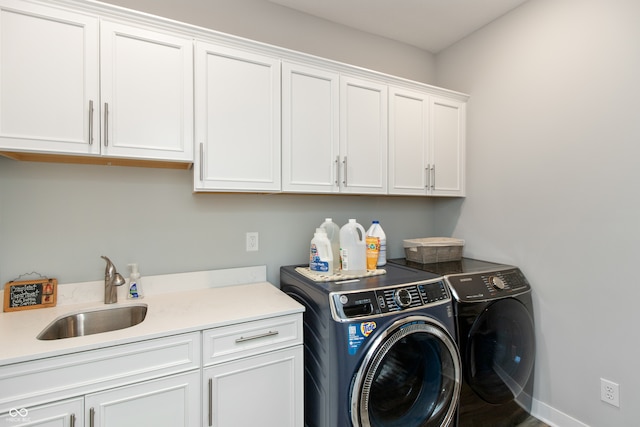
[37,304,148,340]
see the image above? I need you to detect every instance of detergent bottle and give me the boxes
[320,218,341,273]
[310,228,334,273]
[366,220,387,266]
[339,219,367,275]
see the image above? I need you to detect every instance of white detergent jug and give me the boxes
[310,228,334,273]
[320,218,341,273]
[339,219,367,275]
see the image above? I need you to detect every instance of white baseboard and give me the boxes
[532,399,590,427]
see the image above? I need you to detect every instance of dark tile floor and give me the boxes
[516,415,550,427]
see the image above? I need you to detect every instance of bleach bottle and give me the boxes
[320,218,340,273]
[366,220,387,266]
[339,219,367,275]
[310,228,334,273]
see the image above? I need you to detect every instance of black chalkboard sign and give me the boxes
[3,278,57,312]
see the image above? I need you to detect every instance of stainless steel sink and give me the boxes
[37,304,148,340]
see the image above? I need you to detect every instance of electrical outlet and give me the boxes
[600,378,620,407]
[246,232,259,252]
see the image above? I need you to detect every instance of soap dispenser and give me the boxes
[127,263,143,299]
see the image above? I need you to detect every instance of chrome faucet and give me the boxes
[101,256,126,304]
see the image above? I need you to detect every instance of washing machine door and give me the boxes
[351,316,461,427]
[466,298,535,404]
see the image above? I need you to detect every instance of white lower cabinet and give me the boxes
[0,371,199,427]
[0,397,83,427]
[0,316,303,427]
[0,333,199,427]
[203,347,303,427]
[202,314,304,427]
[86,371,200,427]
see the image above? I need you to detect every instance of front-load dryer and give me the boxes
[390,258,536,427]
[280,263,461,427]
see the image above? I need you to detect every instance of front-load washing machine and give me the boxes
[280,263,462,427]
[390,258,536,427]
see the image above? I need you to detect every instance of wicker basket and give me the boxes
[403,237,464,264]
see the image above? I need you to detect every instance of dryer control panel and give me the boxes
[446,268,531,303]
[330,279,450,321]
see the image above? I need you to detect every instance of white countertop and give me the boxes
[0,266,304,366]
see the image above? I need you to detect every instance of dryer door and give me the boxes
[351,316,461,427]
[466,298,535,404]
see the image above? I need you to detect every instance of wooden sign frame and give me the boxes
[3,278,57,312]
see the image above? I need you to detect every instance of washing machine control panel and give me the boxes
[446,268,530,302]
[331,279,450,320]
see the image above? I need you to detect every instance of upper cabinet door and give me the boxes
[388,87,430,195]
[100,21,194,162]
[430,96,466,196]
[0,0,99,155]
[282,62,339,193]
[339,76,388,194]
[194,42,281,192]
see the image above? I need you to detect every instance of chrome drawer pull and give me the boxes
[235,330,279,343]
[208,378,213,426]
[103,103,109,147]
[200,143,204,182]
[342,157,348,186]
[88,100,94,145]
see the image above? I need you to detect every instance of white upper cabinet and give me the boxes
[389,88,466,197]
[194,42,281,192]
[100,20,194,162]
[0,0,194,164]
[0,0,99,155]
[430,96,466,196]
[282,67,390,196]
[281,62,340,193]
[1,0,466,192]
[339,76,388,194]
[388,87,430,195]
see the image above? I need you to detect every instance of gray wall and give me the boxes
[0,0,438,287]
[0,159,435,285]
[436,1,640,426]
[102,0,436,84]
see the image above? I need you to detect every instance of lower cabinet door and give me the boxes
[85,371,199,427]
[0,397,83,427]
[203,346,303,427]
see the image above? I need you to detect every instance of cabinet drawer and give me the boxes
[203,314,302,365]
[0,332,200,412]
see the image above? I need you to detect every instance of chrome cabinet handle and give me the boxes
[235,330,279,343]
[208,378,213,426]
[425,165,430,189]
[199,143,204,182]
[89,407,95,427]
[103,103,109,147]
[88,100,94,145]
[334,156,340,185]
[342,157,348,186]
[431,164,436,189]
[70,413,76,427]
